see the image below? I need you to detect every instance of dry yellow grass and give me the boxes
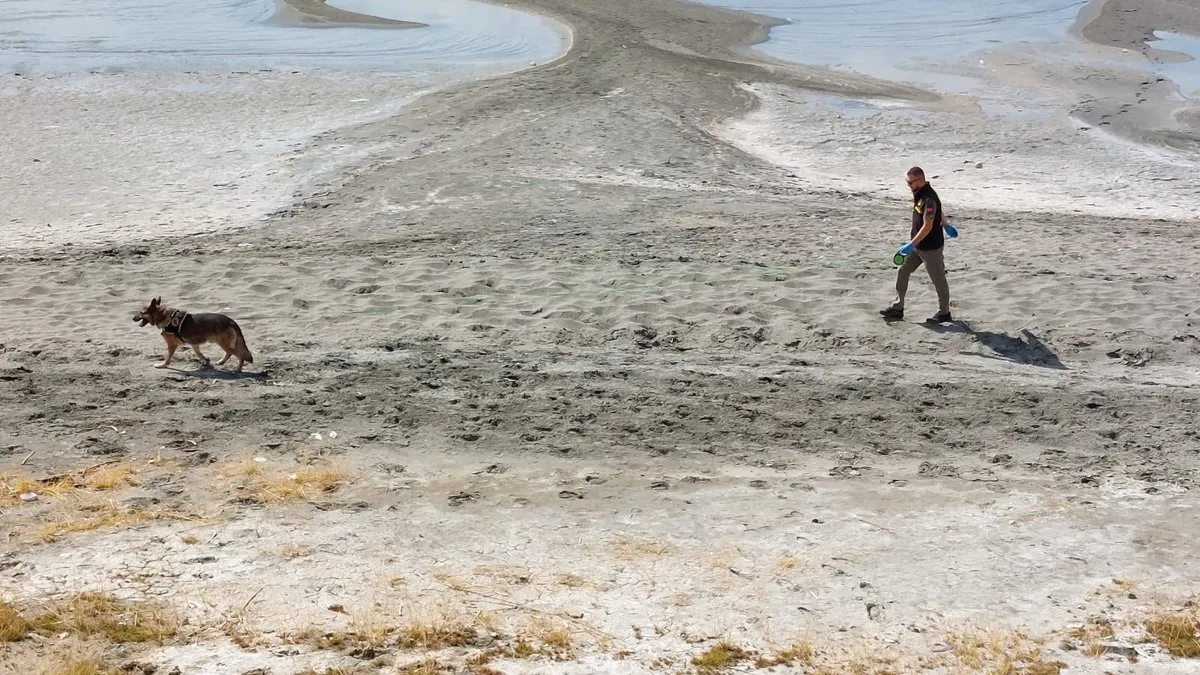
[2,462,144,507]
[1,600,29,641]
[939,628,1063,675]
[1,471,78,505]
[691,641,755,674]
[773,555,801,573]
[766,641,815,667]
[81,462,140,491]
[47,658,117,675]
[396,618,475,650]
[231,461,346,503]
[2,592,178,646]
[34,592,178,643]
[1145,612,1200,658]
[37,503,153,542]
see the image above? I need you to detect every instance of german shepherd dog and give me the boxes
[133,297,254,371]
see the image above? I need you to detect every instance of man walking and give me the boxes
[879,166,952,323]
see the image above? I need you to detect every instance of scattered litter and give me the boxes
[328,431,338,439]
[310,433,323,441]
[253,457,267,464]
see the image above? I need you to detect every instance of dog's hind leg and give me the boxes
[190,343,211,366]
[157,335,180,369]
[216,328,236,366]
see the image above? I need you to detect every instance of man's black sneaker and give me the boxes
[926,311,953,324]
[879,306,904,321]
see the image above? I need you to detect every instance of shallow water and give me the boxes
[0,0,567,76]
[1152,31,1200,96]
[698,0,1090,88]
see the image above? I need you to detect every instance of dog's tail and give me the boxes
[232,320,254,364]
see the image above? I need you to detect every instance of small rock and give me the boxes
[328,604,346,614]
[19,492,38,503]
[558,490,584,500]
[447,491,480,507]
[1094,644,1139,661]
[975,162,984,169]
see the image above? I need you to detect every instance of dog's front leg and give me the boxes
[157,334,179,369]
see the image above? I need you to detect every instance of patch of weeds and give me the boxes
[52,659,119,675]
[1069,617,1118,657]
[1145,612,1200,658]
[2,462,144,507]
[691,641,755,674]
[37,503,153,543]
[758,641,815,668]
[231,461,346,504]
[3,593,177,644]
[1,600,30,641]
[1069,617,1115,642]
[35,592,178,643]
[396,618,475,650]
[0,471,78,505]
[81,462,140,491]
[291,615,476,655]
[773,555,800,573]
[941,628,1064,674]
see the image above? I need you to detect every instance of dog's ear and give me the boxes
[150,297,160,308]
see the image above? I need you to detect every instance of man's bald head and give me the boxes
[905,166,927,193]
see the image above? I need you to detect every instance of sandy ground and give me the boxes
[2,0,1200,673]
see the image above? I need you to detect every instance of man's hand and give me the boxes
[898,242,915,256]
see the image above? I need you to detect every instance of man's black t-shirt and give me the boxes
[911,183,944,251]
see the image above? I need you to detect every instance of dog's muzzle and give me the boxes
[134,314,148,326]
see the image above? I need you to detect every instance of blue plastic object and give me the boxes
[944,222,959,238]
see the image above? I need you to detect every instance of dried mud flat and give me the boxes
[2,0,1200,673]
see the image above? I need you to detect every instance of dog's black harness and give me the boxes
[161,309,189,337]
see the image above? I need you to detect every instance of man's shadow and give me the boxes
[922,321,1066,370]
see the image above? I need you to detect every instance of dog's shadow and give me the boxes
[923,321,1066,370]
[166,364,268,381]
